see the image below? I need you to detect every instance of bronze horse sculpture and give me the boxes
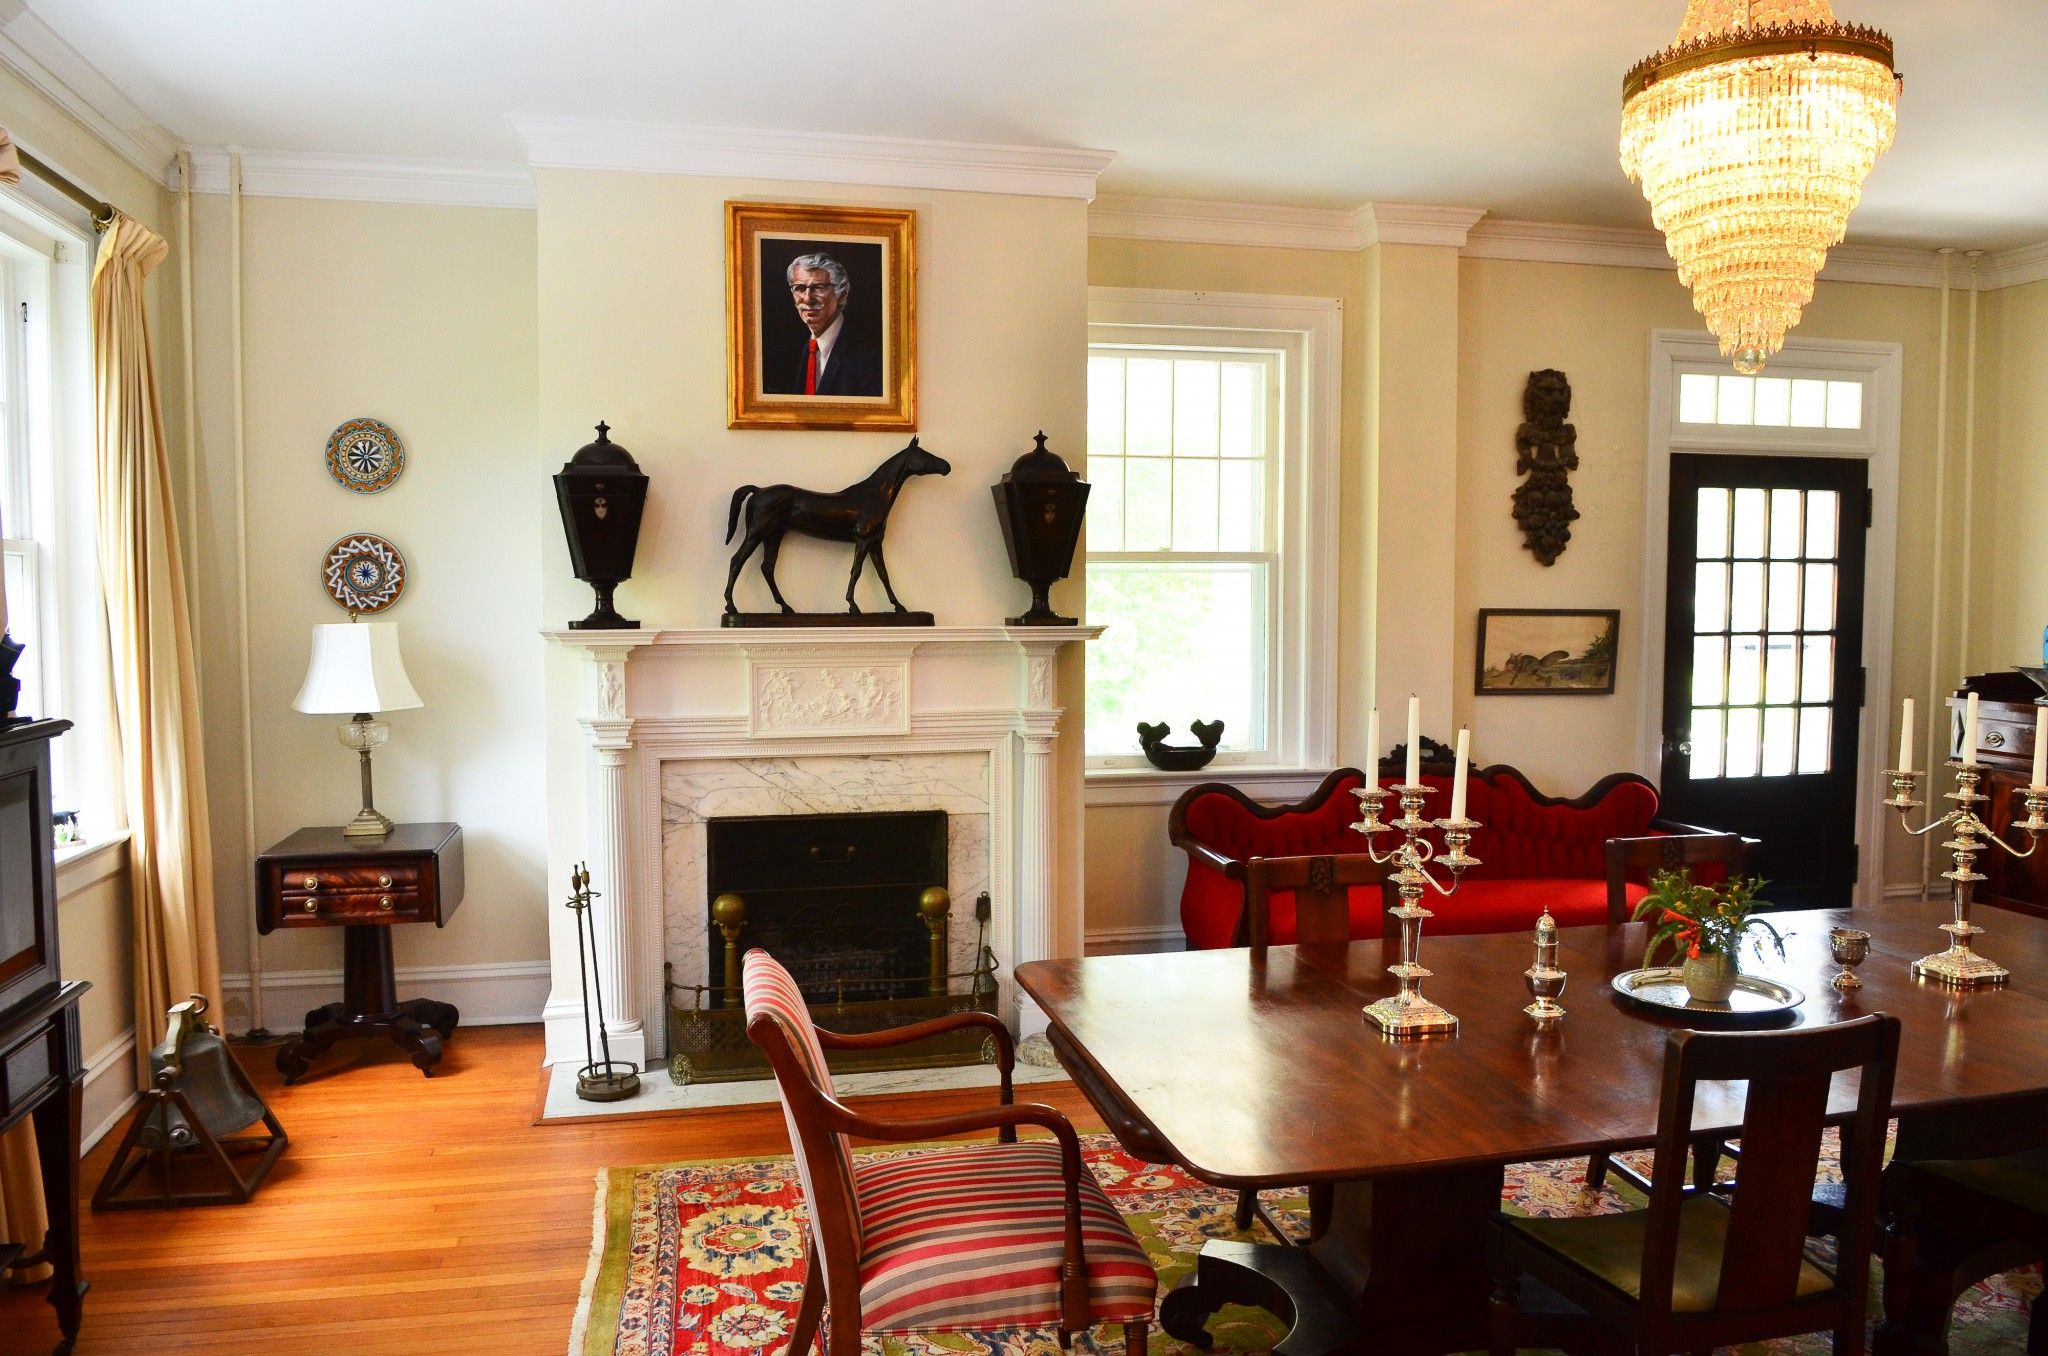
[723,438,952,617]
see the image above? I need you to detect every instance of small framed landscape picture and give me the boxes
[1475,608,1620,696]
[726,200,915,432]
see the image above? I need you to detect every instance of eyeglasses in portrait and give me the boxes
[726,201,915,431]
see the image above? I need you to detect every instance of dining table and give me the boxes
[1015,898,2048,1356]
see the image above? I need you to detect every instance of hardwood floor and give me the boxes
[0,1025,1095,1356]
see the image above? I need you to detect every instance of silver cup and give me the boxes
[1829,926,1872,990]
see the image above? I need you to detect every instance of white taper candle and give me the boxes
[1897,697,1914,775]
[1450,728,1471,821]
[1366,707,1380,779]
[1405,695,1421,786]
[1963,692,1980,766]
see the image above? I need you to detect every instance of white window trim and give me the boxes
[1083,287,1341,803]
[1638,330,1902,905]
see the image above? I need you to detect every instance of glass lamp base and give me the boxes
[1363,992,1459,1038]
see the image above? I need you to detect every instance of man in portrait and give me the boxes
[763,251,884,397]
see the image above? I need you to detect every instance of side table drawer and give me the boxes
[0,1021,58,1125]
[271,860,429,927]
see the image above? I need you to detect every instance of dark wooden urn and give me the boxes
[553,421,648,630]
[991,431,1089,626]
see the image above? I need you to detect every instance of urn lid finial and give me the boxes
[1001,430,1080,484]
[563,420,642,474]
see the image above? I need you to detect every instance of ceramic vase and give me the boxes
[1682,952,1739,1003]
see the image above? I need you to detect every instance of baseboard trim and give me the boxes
[81,1028,139,1155]
[1085,924,1185,956]
[219,960,552,1035]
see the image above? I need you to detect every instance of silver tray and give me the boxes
[1610,967,1804,1024]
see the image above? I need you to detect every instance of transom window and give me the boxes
[1678,372,1864,430]
[1687,486,1842,779]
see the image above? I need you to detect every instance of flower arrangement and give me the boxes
[1633,868,1785,969]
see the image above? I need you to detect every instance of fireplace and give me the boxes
[702,810,946,1007]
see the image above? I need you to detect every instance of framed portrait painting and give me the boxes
[1475,608,1620,695]
[726,201,916,431]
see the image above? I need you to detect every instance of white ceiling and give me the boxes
[20,0,2048,249]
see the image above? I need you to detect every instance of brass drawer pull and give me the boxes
[302,899,319,914]
[378,874,394,889]
[1986,729,2008,750]
[302,875,321,891]
[379,896,394,912]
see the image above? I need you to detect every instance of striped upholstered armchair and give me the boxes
[742,950,1156,1354]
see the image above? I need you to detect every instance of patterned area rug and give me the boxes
[570,1134,2037,1355]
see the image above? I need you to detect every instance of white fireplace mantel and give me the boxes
[542,624,1101,1068]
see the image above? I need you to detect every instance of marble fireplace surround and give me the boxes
[543,625,1099,1069]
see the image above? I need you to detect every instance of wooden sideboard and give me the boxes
[0,719,89,1354]
[1951,671,2048,920]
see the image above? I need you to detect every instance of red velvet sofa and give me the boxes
[1168,765,1718,949]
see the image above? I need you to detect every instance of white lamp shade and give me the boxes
[292,622,423,715]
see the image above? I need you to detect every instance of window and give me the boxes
[1677,372,1864,430]
[0,193,116,852]
[1083,291,1339,777]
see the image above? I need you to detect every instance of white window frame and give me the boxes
[1638,330,1901,905]
[1084,288,1340,806]
[0,185,122,871]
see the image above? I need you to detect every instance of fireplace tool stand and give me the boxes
[568,863,641,1101]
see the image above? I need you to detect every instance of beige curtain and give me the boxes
[93,214,221,1078]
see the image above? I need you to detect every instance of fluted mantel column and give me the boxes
[554,634,656,1069]
[1009,632,1087,1039]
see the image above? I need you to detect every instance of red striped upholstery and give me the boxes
[743,950,861,1233]
[854,1138,1156,1332]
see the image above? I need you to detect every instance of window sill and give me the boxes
[1085,765,1332,808]
[55,829,130,902]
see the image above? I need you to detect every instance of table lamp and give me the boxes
[292,621,422,837]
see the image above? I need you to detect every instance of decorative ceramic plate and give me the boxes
[322,534,407,614]
[325,417,405,493]
[1610,967,1804,1024]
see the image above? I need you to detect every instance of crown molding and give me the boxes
[513,115,1113,201]
[1460,217,1968,289]
[1979,241,2048,292]
[0,7,177,187]
[1088,194,1361,251]
[1356,203,1488,248]
[182,148,536,208]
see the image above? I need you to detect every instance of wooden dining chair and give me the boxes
[1487,1013,1900,1356]
[1587,831,1755,1195]
[1878,1144,2048,1353]
[742,949,1156,1356]
[1234,853,1391,1242]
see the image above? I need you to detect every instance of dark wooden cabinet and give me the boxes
[256,823,463,1083]
[0,719,89,1353]
[1950,673,2048,921]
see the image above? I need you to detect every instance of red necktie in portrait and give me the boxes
[805,338,819,395]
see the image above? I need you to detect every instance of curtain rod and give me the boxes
[14,146,115,230]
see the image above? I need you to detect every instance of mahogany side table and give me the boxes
[255,823,464,1083]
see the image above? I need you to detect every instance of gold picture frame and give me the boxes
[726,201,916,431]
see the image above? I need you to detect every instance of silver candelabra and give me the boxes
[1885,762,2048,987]
[1351,781,1480,1036]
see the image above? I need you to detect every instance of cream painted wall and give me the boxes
[1978,278,2048,671]
[58,869,135,1067]
[535,170,1092,1017]
[184,195,544,1022]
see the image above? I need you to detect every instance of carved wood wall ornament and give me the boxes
[1512,369,1580,566]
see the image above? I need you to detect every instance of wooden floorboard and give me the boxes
[0,1024,1093,1355]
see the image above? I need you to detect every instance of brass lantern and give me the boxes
[991,431,1089,626]
[553,421,649,629]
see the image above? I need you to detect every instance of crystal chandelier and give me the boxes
[1620,1,1899,374]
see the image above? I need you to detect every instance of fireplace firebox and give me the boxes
[704,810,943,1006]
[663,809,1000,1085]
